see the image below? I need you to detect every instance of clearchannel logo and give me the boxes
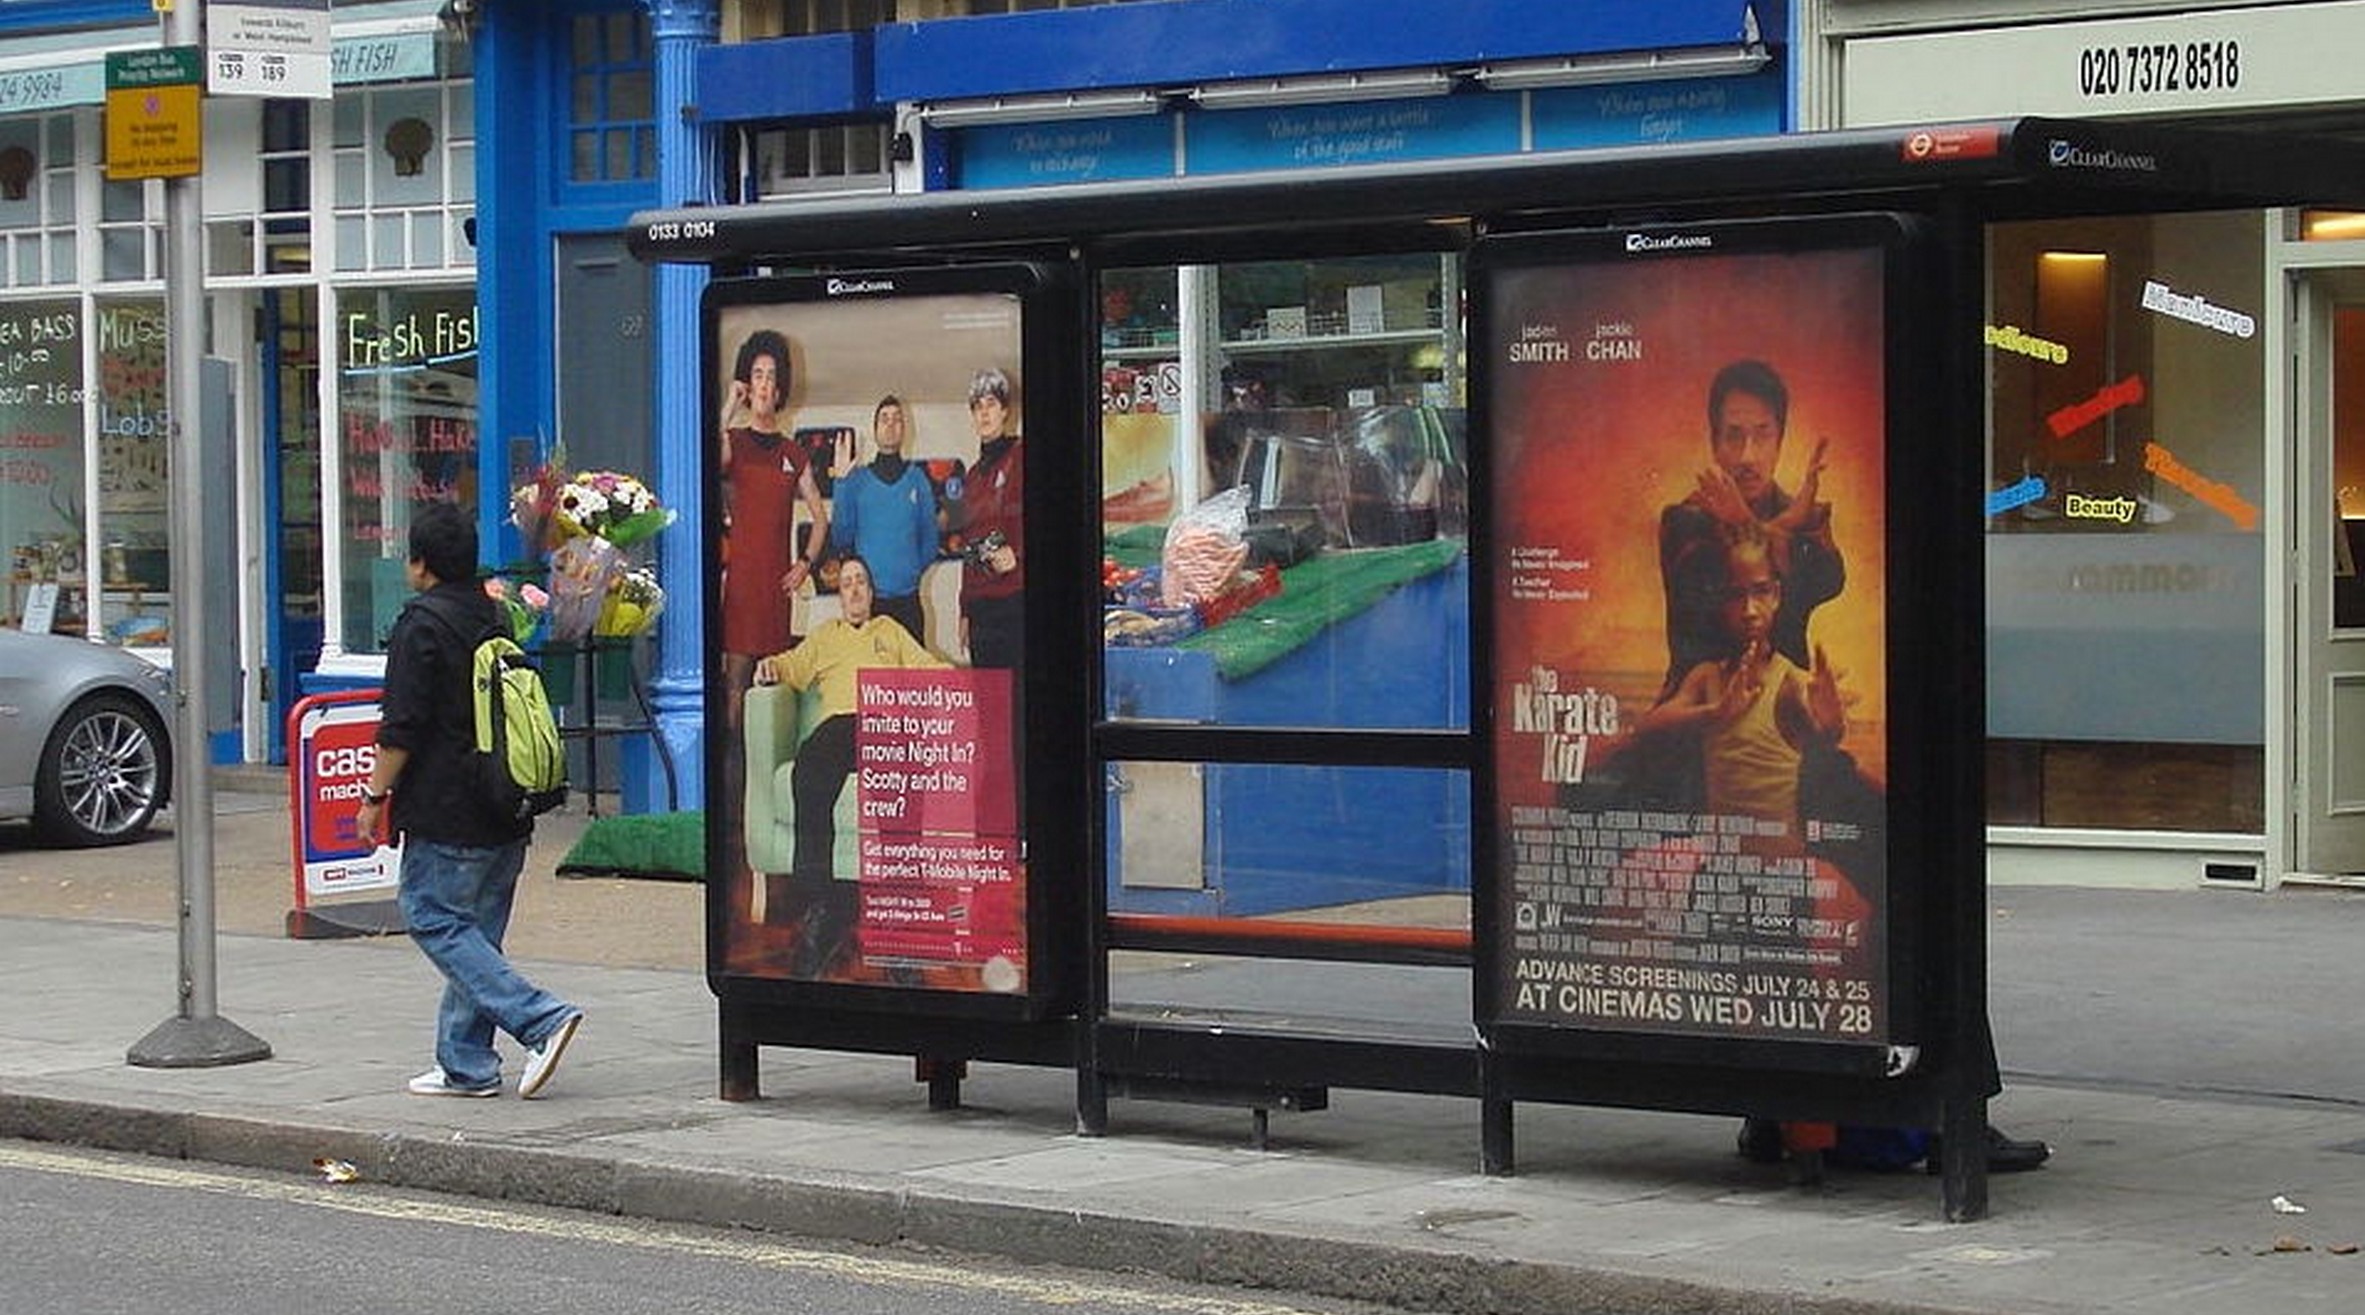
[1624,232,1714,254]
[826,277,896,296]
[2046,139,2159,173]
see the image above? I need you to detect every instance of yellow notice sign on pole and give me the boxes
[104,47,201,180]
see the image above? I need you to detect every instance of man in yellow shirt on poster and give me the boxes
[753,554,947,974]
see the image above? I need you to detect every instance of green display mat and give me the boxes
[1109,528,1464,682]
[1178,538,1462,680]
[557,810,705,882]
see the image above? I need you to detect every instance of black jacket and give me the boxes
[378,581,531,845]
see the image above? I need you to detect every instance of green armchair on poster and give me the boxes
[741,683,861,909]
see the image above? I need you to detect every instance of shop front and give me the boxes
[1799,0,2365,887]
[0,2,478,763]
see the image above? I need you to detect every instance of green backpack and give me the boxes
[470,629,568,821]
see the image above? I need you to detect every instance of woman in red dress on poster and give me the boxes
[719,328,829,729]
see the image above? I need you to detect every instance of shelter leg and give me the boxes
[721,1024,760,1102]
[1076,1067,1109,1137]
[1481,1096,1514,1175]
[918,1056,966,1110]
[1939,1093,1990,1222]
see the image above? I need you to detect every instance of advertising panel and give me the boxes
[1483,219,1903,1051]
[707,269,1033,996]
[288,692,400,901]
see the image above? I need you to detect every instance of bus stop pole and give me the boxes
[129,0,271,1070]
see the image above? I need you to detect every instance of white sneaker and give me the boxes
[517,1011,582,1099]
[407,1067,499,1098]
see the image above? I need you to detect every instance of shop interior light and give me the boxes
[1472,45,1771,92]
[919,89,1165,129]
[2302,210,2365,241]
[1190,69,1454,111]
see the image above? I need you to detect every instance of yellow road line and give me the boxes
[0,1141,1332,1315]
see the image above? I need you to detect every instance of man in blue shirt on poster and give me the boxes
[830,394,943,647]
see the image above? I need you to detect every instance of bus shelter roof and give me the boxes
[631,116,2365,267]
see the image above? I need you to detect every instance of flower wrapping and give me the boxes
[546,536,623,641]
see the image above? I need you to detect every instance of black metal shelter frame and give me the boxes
[633,116,2365,1222]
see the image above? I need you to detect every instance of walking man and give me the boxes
[357,501,583,1098]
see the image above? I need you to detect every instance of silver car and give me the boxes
[0,629,175,845]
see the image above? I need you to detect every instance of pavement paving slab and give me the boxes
[5,779,2365,1314]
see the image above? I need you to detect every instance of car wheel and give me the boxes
[33,691,168,847]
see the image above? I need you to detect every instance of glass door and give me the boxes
[263,287,322,760]
[2296,268,2365,875]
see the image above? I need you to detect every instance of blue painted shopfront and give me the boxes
[480,0,1789,887]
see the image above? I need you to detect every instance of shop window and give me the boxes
[2332,306,2365,635]
[964,0,1155,13]
[1099,256,1469,730]
[1103,760,1471,942]
[0,113,77,290]
[1216,253,1459,410]
[90,300,172,647]
[1097,253,1470,969]
[270,286,323,632]
[748,121,891,198]
[731,0,1148,34]
[2301,210,2365,242]
[0,297,89,634]
[566,10,656,184]
[332,80,476,274]
[98,177,159,283]
[0,299,186,647]
[198,98,306,278]
[264,102,311,273]
[773,0,896,34]
[334,286,480,653]
[1984,212,2266,833]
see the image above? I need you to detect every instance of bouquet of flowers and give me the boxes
[596,564,666,638]
[512,463,676,556]
[484,576,551,644]
[511,450,676,641]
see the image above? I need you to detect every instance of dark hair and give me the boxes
[1670,518,1780,608]
[734,328,792,393]
[1706,359,1788,435]
[874,394,903,422]
[1719,517,1777,576]
[409,500,477,585]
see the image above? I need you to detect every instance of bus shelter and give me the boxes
[632,116,2365,1220]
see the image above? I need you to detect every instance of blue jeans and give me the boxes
[399,837,574,1090]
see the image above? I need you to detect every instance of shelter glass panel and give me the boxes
[1098,257,1469,734]
[1984,211,2267,832]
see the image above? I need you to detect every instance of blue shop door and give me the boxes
[261,288,323,762]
